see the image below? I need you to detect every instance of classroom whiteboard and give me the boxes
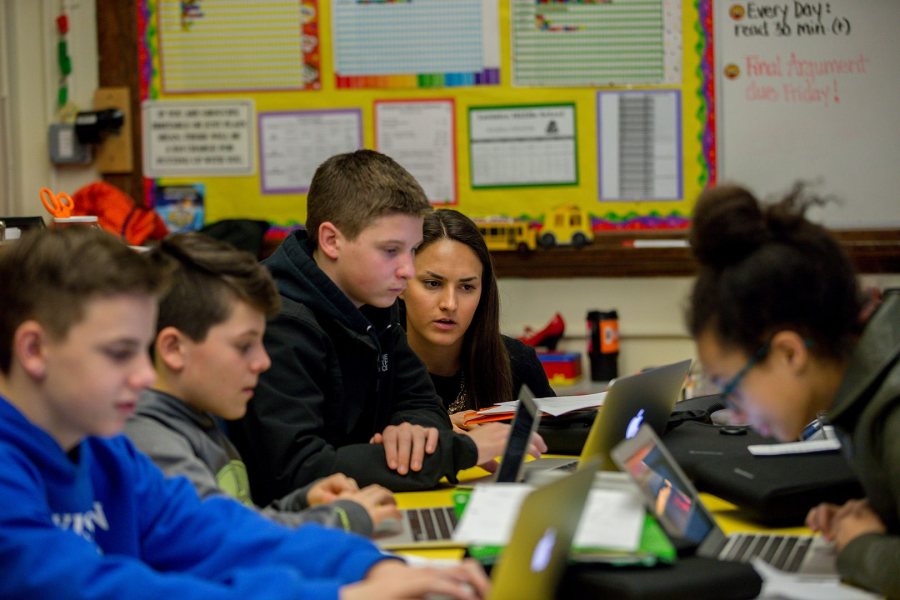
[715,0,900,228]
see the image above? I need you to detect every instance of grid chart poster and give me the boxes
[511,0,679,87]
[259,109,362,194]
[598,91,682,201]
[469,104,578,188]
[332,0,500,88]
[156,0,320,93]
[375,100,457,205]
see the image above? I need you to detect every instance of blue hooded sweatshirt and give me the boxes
[0,395,392,599]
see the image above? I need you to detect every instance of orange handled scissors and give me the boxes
[40,187,76,219]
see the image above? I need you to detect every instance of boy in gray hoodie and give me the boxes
[124,233,399,536]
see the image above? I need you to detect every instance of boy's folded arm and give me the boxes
[278,432,473,492]
[0,445,389,599]
[263,493,375,536]
[1,526,353,600]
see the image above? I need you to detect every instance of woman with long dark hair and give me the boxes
[401,209,554,430]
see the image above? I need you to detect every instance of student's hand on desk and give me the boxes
[340,484,401,529]
[370,423,439,475]
[307,473,360,505]
[462,423,548,468]
[807,498,886,550]
[340,558,489,600]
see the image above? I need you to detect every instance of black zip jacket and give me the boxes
[230,231,477,505]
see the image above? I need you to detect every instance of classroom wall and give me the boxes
[0,0,100,217]
[498,273,900,378]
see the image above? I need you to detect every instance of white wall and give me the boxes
[499,273,900,378]
[0,0,99,217]
[498,276,695,376]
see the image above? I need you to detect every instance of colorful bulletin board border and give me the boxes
[137,0,716,232]
[374,98,459,205]
[696,0,716,189]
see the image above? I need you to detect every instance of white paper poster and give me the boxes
[375,100,456,204]
[142,100,254,177]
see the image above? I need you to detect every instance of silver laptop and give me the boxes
[525,358,692,477]
[375,387,542,549]
[486,459,598,599]
[611,424,836,576]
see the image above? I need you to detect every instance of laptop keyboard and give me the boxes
[407,507,458,542]
[720,533,812,572]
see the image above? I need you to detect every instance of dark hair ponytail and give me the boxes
[687,183,862,359]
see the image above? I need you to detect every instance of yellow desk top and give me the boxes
[392,463,813,559]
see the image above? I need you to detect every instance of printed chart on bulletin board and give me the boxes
[138,0,717,236]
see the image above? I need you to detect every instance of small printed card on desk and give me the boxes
[748,439,841,456]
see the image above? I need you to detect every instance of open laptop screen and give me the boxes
[615,425,715,546]
[494,387,540,483]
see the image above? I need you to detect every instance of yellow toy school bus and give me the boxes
[473,217,537,252]
[538,204,592,249]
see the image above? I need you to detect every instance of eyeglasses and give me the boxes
[719,342,771,402]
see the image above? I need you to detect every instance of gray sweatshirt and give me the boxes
[124,389,373,536]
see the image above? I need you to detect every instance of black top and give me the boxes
[228,231,478,505]
[430,336,556,412]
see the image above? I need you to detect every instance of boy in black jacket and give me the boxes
[231,150,515,503]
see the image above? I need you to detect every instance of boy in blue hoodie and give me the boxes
[125,232,399,536]
[0,227,488,599]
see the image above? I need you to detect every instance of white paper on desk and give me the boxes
[453,484,531,544]
[477,401,520,416]
[752,559,878,600]
[574,488,644,551]
[476,392,607,418]
[452,483,642,552]
[537,392,606,417]
[748,439,841,456]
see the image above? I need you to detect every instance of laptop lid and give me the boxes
[489,458,599,600]
[611,424,725,552]
[494,385,542,483]
[578,358,692,471]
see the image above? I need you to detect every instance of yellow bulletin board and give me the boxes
[139,1,715,232]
